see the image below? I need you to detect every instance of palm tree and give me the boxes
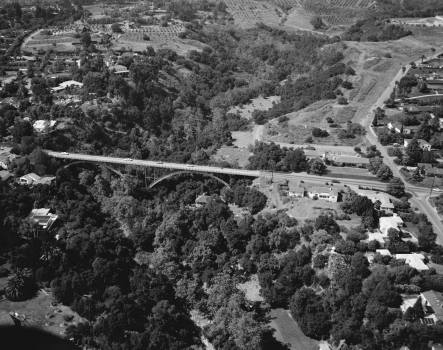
[431,47,436,58]
[4,269,34,301]
[4,274,26,301]
[421,54,426,63]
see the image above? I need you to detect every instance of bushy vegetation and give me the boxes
[342,17,412,42]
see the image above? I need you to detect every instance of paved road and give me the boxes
[360,53,443,239]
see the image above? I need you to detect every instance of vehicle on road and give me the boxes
[433,188,442,192]
[157,162,163,164]
[61,152,69,155]
[187,164,194,167]
[124,158,132,161]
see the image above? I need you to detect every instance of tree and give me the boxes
[406,138,423,165]
[310,16,324,30]
[431,47,436,58]
[387,177,405,197]
[418,80,427,93]
[420,54,426,63]
[402,67,406,74]
[377,164,393,180]
[111,23,123,33]
[309,159,326,175]
[338,96,348,105]
[412,167,423,182]
[4,269,34,301]
[345,66,356,76]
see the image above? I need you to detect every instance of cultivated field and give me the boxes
[224,0,284,28]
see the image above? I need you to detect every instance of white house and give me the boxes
[376,249,392,257]
[18,173,55,186]
[0,154,9,169]
[379,215,404,235]
[396,253,429,271]
[307,187,339,203]
[288,185,305,198]
[27,208,58,230]
[404,139,432,151]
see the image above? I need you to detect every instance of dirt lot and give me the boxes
[212,146,252,167]
[228,96,281,120]
[328,165,376,177]
[237,275,264,302]
[269,308,318,350]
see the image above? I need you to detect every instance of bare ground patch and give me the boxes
[212,146,252,167]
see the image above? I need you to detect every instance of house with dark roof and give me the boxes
[0,170,13,182]
[195,194,211,207]
[421,290,443,324]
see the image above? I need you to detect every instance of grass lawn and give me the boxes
[0,278,85,339]
[269,308,318,350]
[401,169,443,189]
[327,166,376,177]
[429,262,443,274]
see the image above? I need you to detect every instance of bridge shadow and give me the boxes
[0,326,78,350]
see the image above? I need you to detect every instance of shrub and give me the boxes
[312,127,329,137]
[338,97,348,105]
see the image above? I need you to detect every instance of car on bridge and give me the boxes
[157,162,163,164]
[187,164,194,167]
[123,158,132,161]
[61,152,69,155]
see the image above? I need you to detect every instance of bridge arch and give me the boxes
[64,161,124,177]
[148,171,230,189]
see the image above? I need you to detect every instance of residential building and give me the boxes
[427,79,443,90]
[33,120,57,133]
[304,150,324,159]
[426,167,443,177]
[379,215,404,235]
[376,249,392,257]
[387,121,403,133]
[402,105,420,114]
[288,185,305,198]
[109,64,129,76]
[18,173,55,186]
[366,231,389,247]
[26,208,58,230]
[0,154,9,169]
[307,187,339,203]
[403,125,420,135]
[404,139,432,151]
[0,170,13,182]
[370,193,395,214]
[195,194,211,207]
[421,290,443,324]
[396,253,429,271]
[326,155,370,168]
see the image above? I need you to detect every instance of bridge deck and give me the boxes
[45,151,261,177]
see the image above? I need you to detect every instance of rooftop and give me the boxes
[329,155,370,164]
[376,249,392,256]
[422,290,443,320]
[27,208,58,229]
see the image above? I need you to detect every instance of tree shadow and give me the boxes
[262,328,291,350]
